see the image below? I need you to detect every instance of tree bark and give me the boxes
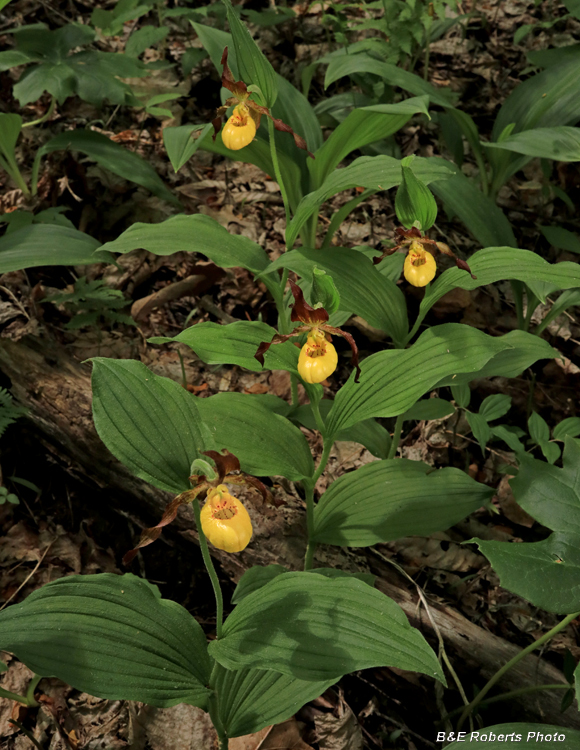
[1,336,579,730]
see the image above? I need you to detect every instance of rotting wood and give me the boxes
[0,336,579,730]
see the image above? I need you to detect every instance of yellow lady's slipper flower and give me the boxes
[221,103,257,151]
[200,484,253,553]
[297,328,338,384]
[403,241,437,287]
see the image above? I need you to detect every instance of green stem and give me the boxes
[523,291,540,333]
[311,398,325,433]
[25,675,41,706]
[388,414,405,459]
[442,683,569,723]
[22,96,56,128]
[177,349,187,388]
[0,686,30,705]
[303,438,333,570]
[267,117,292,245]
[192,498,224,639]
[511,280,525,330]
[457,610,580,731]
[0,152,30,196]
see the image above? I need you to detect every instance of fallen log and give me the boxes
[0,335,579,730]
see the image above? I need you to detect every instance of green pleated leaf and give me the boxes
[444,725,580,748]
[33,130,178,205]
[554,417,580,440]
[290,400,391,459]
[395,164,438,231]
[479,394,511,421]
[312,460,492,546]
[539,225,580,254]
[267,247,409,347]
[223,0,277,108]
[429,167,517,249]
[310,97,430,185]
[213,664,335,738]
[149,321,299,373]
[484,126,580,162]
[434,330,557,387]
[323,53,457,109]
[163,122,213,172]
[99,214,270,273]
[209,572,445,683]
[286,155,454,250]
[510,438,580,535]
[403,398,454,422]
[474,533,580,614]
[0,224,111,274]
[0,573,211,708]
[326,324,513,439]
[91,359,208,493]
[232,565,376,605]
[196,392,314,480]
[411,247,580,335]
[466,411,491,455]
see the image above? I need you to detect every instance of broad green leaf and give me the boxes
[0,224,110,274]
[196,392,314,480]
[232,565,375,605]
[149,321,299,373]
[491,424,526,455]
[444,725,580,748]
[223,0,277,108]
[0,573,211,708]
[429,167,517,249]
[489,57,580,189]
[466,411,491,455]
[0,113,22,161]
[91,359,208,493]
[451,382,471,409]
[163,123,213,172]
[403,398,454,422]
[209,572,445,683]
[484,126,580,162]
[312,459,492,546]
[395,164,438,231]
[510,438,580,535]
[554,417,580,440]
[286,155,454,250]
[290,400,391,459]
[326,324,514,439]
[324,53,457,109]
[539,225,580,254]
[213,664,335,738]
[33,130,178,205]
[528,412,550,445]
[410,247,580,336]
[474,533,580,614]
[126,26,169,57]
[267,247,409,347]
[0,50,35,72]
[311,267,340,314]
[99,214,270,273]
[528,43,580,69]
[435,331,557,387]
[310,97,430,186]
[479,394,511,421]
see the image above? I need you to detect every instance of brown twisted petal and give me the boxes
[289,280,329,325]
[123,485,207,565]
[254,328,308,366]
[202,449,240,483]
[323,324,361,383]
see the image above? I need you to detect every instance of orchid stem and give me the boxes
[192,498,224,639]
[267,117,291,244]
[388,414,405,459]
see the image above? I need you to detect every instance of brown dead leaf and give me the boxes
[496,476,535,528]
[231,718,314,750]
[314,696,363,750]
[244,383,269,394]
[388,533,484,572]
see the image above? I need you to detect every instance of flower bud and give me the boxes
[221,104,256,151]
[403,241,437,287]
[200,484,253,553]
[297,328,338,384]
